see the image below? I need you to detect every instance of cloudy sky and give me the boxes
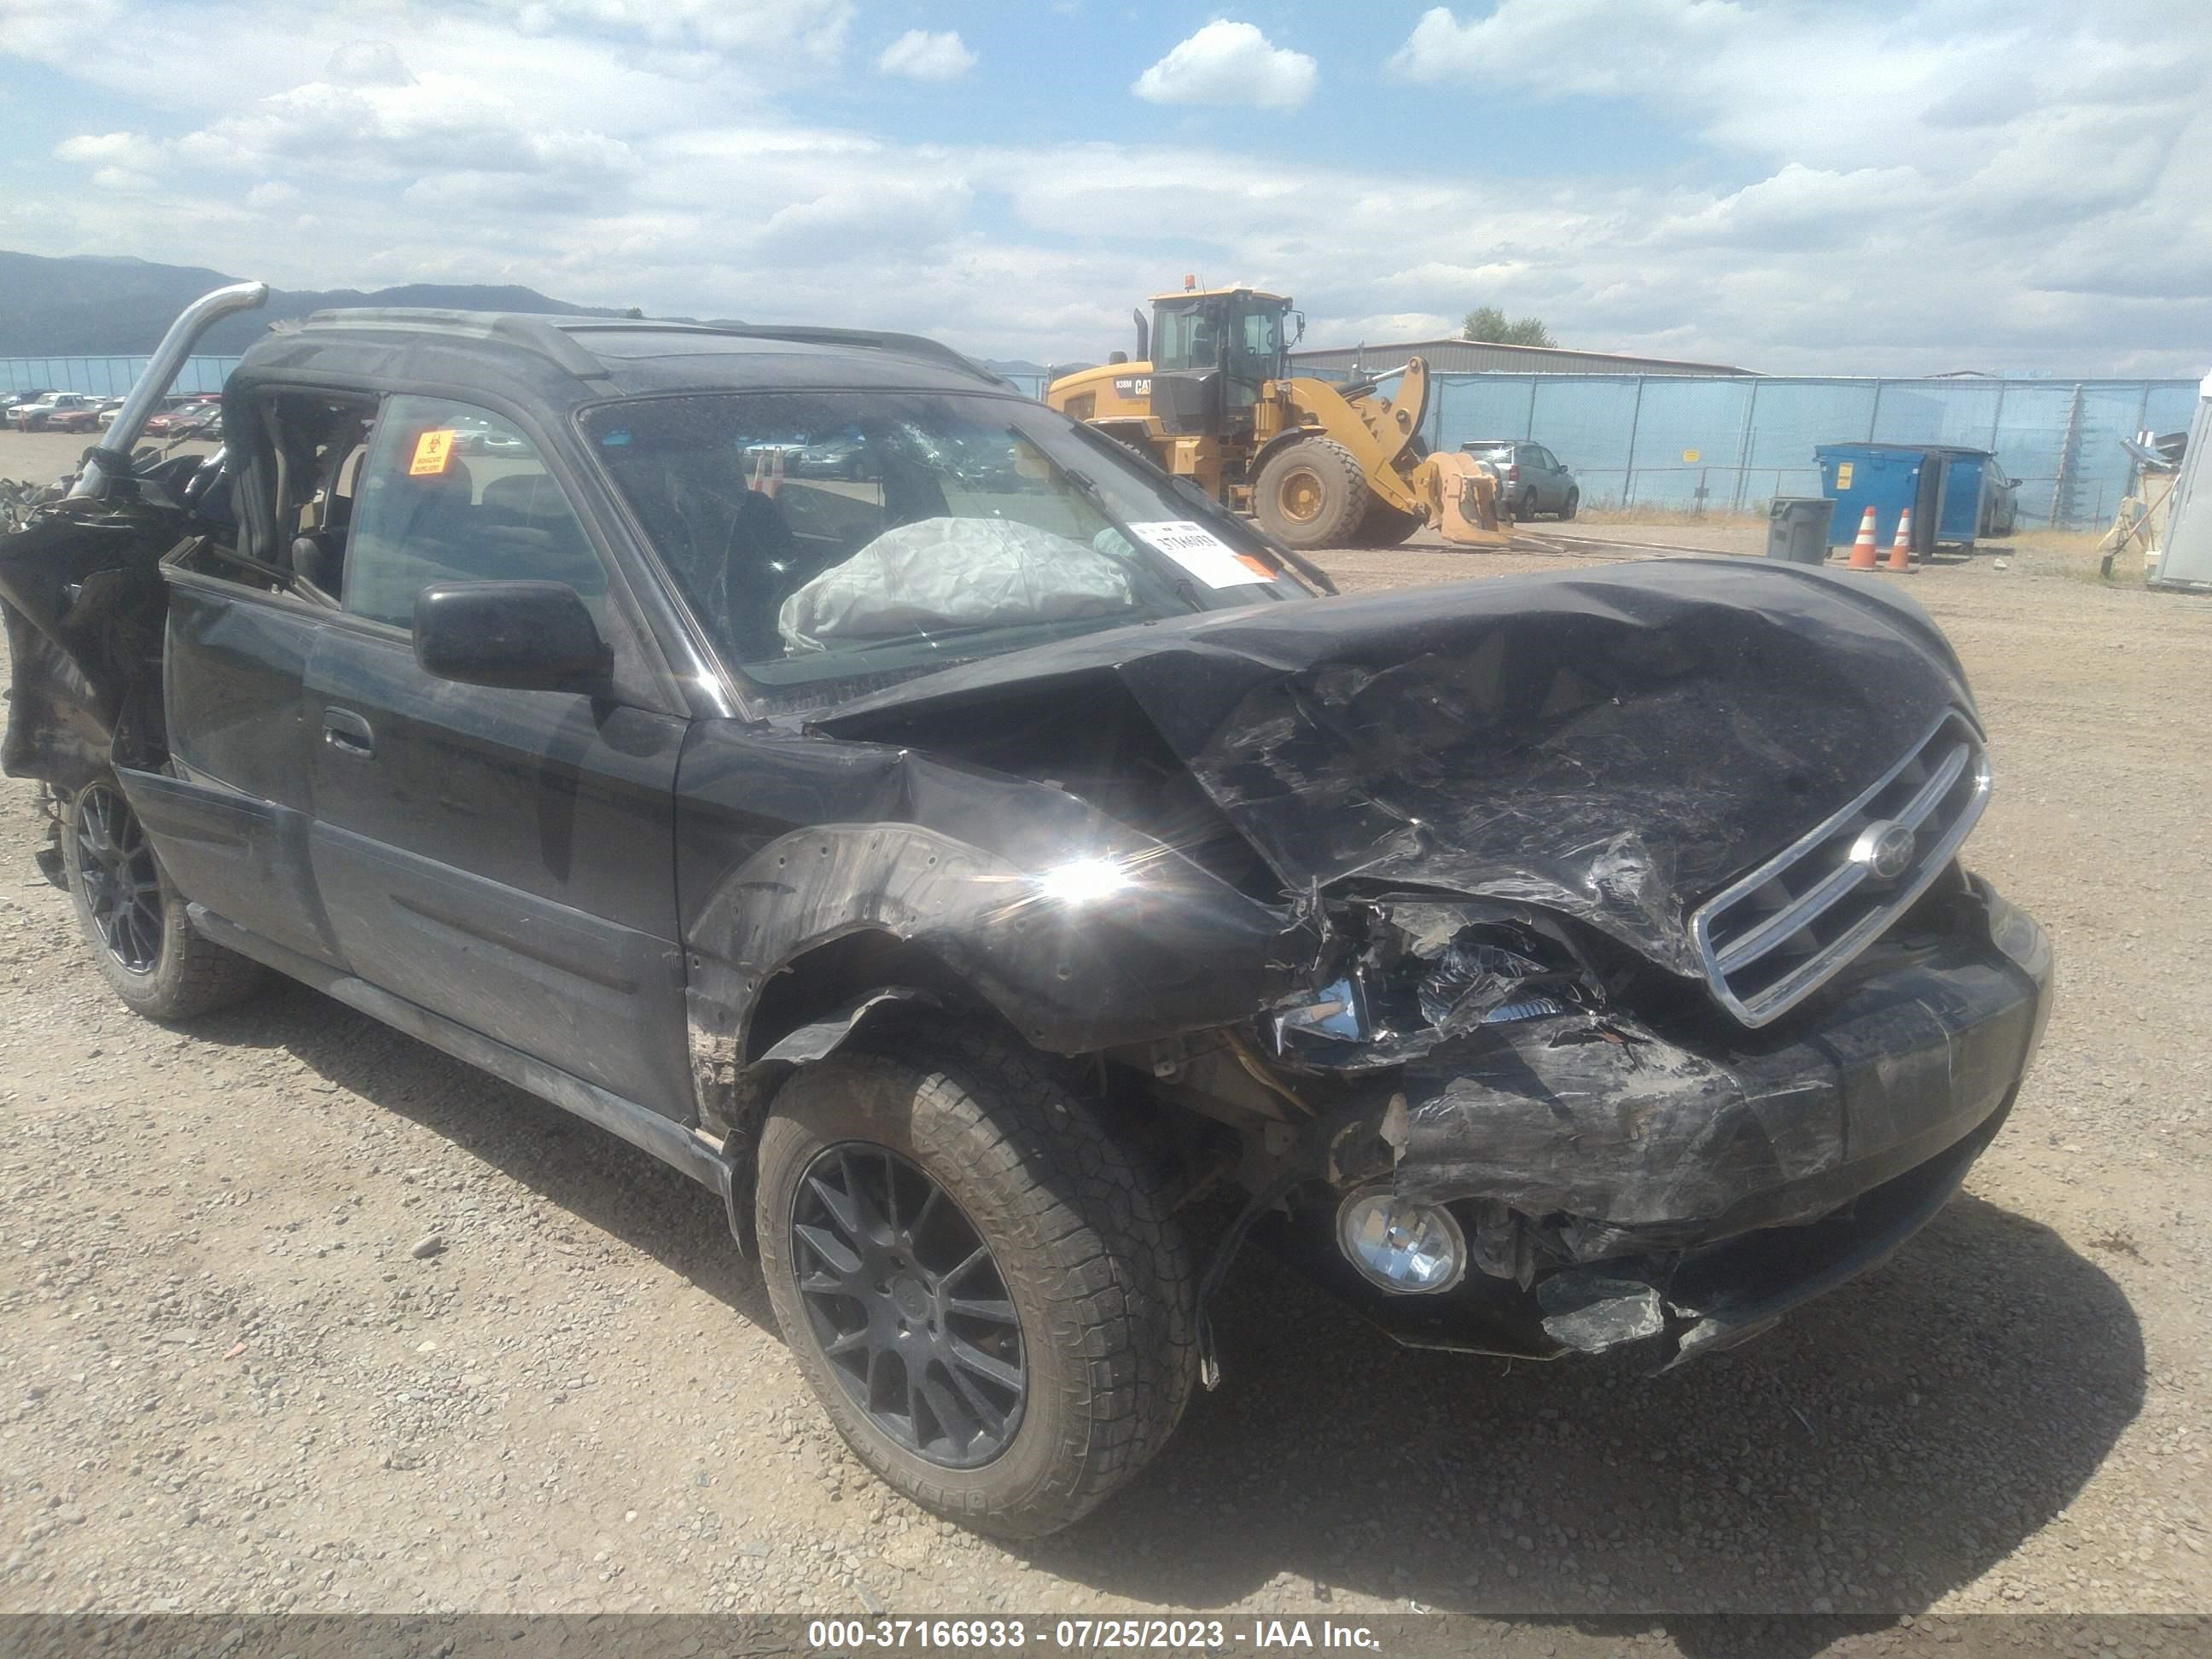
[2,2,2205,375]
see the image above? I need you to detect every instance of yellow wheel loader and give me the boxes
[1045,286,1510,551]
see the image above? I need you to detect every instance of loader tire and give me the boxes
[1353,500,1424,547]
[1254,438,1368,550]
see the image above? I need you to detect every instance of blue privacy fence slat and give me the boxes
[10,354,2187,529]
[1,355,242,399]
[1423,372,2195,528]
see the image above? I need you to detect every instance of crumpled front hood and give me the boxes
[816,560,1974,976]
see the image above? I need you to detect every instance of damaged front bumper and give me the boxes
[1266,876,2052,1365]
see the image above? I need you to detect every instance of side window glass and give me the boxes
[342,395,608,631]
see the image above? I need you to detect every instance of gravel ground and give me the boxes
[1,487,2208,1642]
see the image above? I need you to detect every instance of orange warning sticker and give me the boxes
[410,429,457,475]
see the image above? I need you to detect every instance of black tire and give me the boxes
[1561,488,1579,521]
[1254,437,1369,550]
[61,777,265,1021]
[755,1031,1196,1537]
[1351,499,1424,547]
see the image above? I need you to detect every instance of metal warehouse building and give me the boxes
[1291,339,1756,378]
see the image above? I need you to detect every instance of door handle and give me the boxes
[322,707,375,758]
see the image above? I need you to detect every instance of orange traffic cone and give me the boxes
[1847,504,1880,568]
[1884,507,1916,573]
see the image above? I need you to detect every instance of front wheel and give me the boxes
[1351,498,1424,547]
[1253,437,1370,550]
[61,777,265,1021]
[1560,488,1579,521]
[755,1033,1196,1536]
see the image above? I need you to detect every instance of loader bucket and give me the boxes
[1416,451,1512,549]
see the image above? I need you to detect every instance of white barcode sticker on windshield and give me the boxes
[1127,521,1276,588]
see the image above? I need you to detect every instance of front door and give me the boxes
[139,573,335,963]
[127,388,376,967]
[303,393,694,1117]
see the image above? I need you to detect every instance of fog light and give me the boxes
[1336,1189,1465,1295]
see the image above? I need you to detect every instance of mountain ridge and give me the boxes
[1,250,1048,380]
[0,251,638,356]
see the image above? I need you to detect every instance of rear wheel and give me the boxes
[755,1033,1196,1536]
[61,777,264,1020]
[1351,499,1424,547]
[1254,437,1369,550]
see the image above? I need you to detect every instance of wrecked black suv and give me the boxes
[1,286,2052,1536]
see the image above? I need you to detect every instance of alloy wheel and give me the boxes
[75,785,162,975]
[789,1143,1027,1468]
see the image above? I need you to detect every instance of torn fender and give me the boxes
[816,560,1976,976]
[673,720,1313,1119]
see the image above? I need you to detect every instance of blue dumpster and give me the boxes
[1815,443,1997,555]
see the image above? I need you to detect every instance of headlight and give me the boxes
[1270,974,1369,1045]
[1336,1188,1466,1294]
[1032,857,1131,904]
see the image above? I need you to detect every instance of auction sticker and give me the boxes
[410,429,458,475]
[1128,520,1276,587]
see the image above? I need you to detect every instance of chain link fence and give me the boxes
[1,353,241,399]
[9,354,2191,531]
[1422,372,2199,529]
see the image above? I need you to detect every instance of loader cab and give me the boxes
[1149,288,1296,438]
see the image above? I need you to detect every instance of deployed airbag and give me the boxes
[778,516,1135,651]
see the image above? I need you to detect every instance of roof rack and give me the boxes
[287,308,1010,391]
[549,319,1010,387]
[292,309,612,379]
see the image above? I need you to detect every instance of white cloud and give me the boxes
[324,39,413,86]
[89,167,158,194]
[53,131,167,172]
[876,29,975,82]
[9,0,2209,377]
[509,0,851,60]
[1132,21,1315,108]
[172,76,640,187]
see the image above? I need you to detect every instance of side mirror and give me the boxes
[413,580,609,691]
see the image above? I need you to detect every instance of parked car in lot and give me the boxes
[10,392,108,433]
[143,396,222,436]
[450,414,527,456]
[790,430,872,479]
[740,433,871,480]
[43,396,115,434]
[1981,460,2020,538]
[1460,439,1578,520]
[0,296,2052,1539]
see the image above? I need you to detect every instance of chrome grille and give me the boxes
[1692,711,1992,1026]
